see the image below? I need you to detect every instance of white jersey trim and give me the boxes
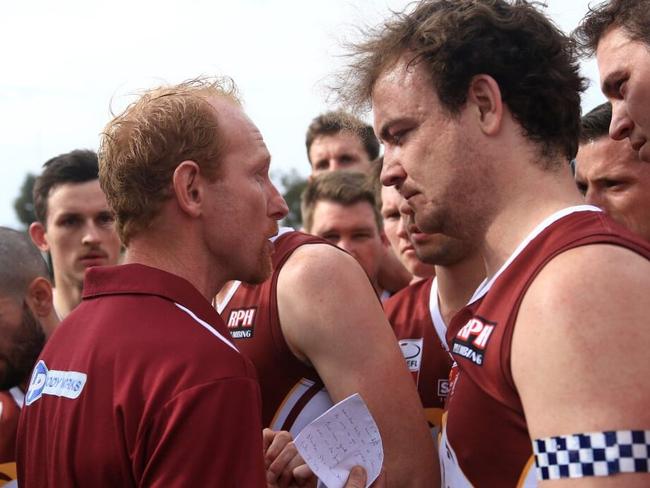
[215,281,242,314]
[428,278,449,352]
[273,226,294,242]
[174,303,239,353]
[468,205,602,305]
[9,386,24,409]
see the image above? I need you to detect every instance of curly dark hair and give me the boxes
[338,0,586,163]
[574,0,650,57]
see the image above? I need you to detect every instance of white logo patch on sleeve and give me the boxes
[399,338,424,372]
[25,360,87,406]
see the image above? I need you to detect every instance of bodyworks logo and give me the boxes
[451,316,496,366]
[227,307,256,339]
[25,360,87,406]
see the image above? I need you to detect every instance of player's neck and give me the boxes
[52,281,82,319]
[124,237,227,303]
[435,252,485,325]
[481,165,583,278]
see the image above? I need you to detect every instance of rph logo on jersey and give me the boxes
[451,316,496,366]
[227,307,257,339]
[25,360,87,406]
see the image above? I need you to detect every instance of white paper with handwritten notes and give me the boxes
[294,393,383,488]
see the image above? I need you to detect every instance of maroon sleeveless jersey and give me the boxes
[0,388,22,483]
[441,208,650,486]
[219,230,335,435]
[384,277,452,433]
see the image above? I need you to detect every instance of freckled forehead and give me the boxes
[372,58,435,114]
[209,95,269,152]
[597,29,634,74]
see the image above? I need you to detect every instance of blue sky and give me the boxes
[0,0,605,229]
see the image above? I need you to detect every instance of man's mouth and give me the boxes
[79,252,108,266]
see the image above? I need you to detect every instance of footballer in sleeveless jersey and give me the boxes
[218,228,336,436]
[441,207,650,487]
[384,277,452,434]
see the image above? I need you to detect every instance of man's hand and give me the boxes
[263,428,316,488]
[345,467,387,488]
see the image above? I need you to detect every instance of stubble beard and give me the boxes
[0,304,46,390]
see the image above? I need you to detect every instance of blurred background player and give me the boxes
[302,171,387,295]
[376,161,483,436]
[306,110,380,176]
[575,102,650,242]
[379,180,435,283]
[0,227,58,486]
[28,150,121,318]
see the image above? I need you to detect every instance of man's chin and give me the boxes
[240,256,273,285]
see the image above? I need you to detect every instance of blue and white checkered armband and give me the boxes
[533,430,650,480]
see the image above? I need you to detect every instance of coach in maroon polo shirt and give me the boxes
[17,78,289,486]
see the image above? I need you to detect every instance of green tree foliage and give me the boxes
[277,169,308,230]
[14,173,37,228]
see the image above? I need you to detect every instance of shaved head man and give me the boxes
[0,227,58,484]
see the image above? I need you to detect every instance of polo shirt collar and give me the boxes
[83,263,221,328]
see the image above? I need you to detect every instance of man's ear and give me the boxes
[467,74,503,137]
[29,221,50,252]
[172,161,204,218]
[25,277,54,319]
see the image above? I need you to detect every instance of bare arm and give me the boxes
[513,244,650,487]
[277,244,438,487]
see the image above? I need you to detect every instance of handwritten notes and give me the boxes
[294,393,383,488]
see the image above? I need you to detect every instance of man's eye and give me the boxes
[603,179,624,190]
[59,217,80,227]
[390,129,409,145]
[98,214,116,226]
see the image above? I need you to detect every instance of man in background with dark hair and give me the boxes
[343,0,650,485]
[576,102,650,242]
[575,0,650,162]
[28,150,121,318]
[0,227,59,485]
[305,110,380,176]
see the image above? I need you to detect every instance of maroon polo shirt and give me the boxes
[17,263,265,487]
